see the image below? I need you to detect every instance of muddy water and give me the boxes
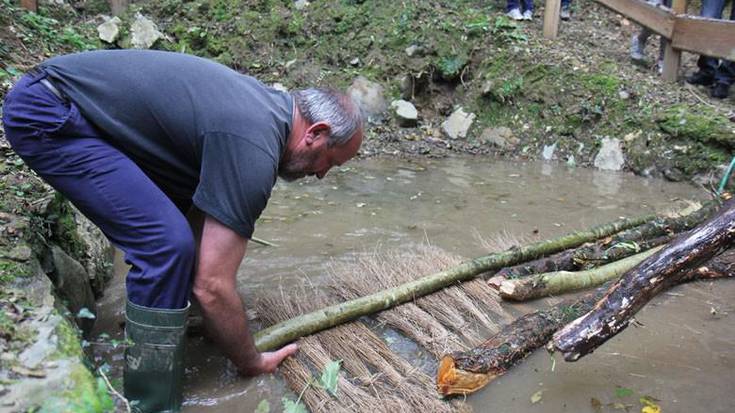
[93,156,735,412]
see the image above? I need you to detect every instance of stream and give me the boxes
[92,156,735,413]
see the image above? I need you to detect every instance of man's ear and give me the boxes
[305,122,332,145]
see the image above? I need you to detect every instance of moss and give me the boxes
[657,104,735,149]
[0,259,30,285]
[37,364,114,413]
[53,314,84,359]
[580,73,620,97]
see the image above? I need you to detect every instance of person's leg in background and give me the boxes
[561,0,572,20]
[687,0,726,86]
[2,69,194,413]
[522,0,534,20]
[711,3,735,98]
[507,0,524,20]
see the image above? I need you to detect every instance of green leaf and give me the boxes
[319,360,341,396]
[254,399,270,413]
[615,386,634,398]
[281,398,307,413]
[76,307,96,319]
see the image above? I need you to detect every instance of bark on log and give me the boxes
[553,199,735,362]
[254,215,652,351]
[499,246,663,301]
[436,249,735,396]
[493,200,718,280]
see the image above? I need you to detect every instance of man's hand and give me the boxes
[238,343,300,376]
[192,214,298,376]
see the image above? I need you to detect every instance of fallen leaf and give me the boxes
[319,360,341,396]
[615,386,634,398]
[530,389,544,404]
[282,398,307,413]
[254,399,270,413]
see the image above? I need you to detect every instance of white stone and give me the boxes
[441,107,475,139]
[271,82,288,92]
[542,142,557,160]
[390,99,418,127]
[405,45,419,57]
[594,137,625,171]
[130,13,163,49]
[347,76,387,123]
[97,16,121,44]
[294,0,310,10]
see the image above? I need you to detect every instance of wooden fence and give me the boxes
[543,0,735,81]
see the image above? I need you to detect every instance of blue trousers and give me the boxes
[697,0,735,85]
[2,69,194,309]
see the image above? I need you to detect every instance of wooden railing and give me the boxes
[543,0,735,81]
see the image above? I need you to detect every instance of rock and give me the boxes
[542,142,557,160]
[663,167,685,182]
[69,206,114,295]
[441,107,475,140]
[618,90,630,100]
[271,82,288,92]
[390,100,418,127]
[294,0,310,10]
[3,244,32,261]
[97,16,121,43]
[49,245,96,332]
[398,74,413,99]
[349,57,360,67]
[130,13,163,49]
[405,45,422,57]
[19,315,61,370]
[347,76,387,123]
[479,126,519,149]
[593,137,625,171]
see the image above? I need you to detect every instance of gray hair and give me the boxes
[291,88,364,146]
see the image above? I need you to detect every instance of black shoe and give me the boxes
[687,71,714,86]
[711,82,731,99]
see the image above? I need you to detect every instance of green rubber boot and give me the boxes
[123,300,189,413]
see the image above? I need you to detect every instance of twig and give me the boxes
[99,369,131,413]
[251,236,278,247]
[685,83,716,108]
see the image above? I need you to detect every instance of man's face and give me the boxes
[279,125,362,182]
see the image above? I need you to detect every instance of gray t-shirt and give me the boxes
[41,50,293,238]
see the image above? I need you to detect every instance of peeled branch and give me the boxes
[436,249,735,396]
[498,246,663,301]
[553,198,735,361]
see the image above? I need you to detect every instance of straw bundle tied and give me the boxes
[256,244,514,412]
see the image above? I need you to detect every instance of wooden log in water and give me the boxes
[436,249,735,396]
[254,214,653,351]
[553,199,735,361]
[493,200,718,281]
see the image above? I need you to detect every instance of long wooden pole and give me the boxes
[543,0,562,39]
[254,215,653,350]
[661,0,688,82]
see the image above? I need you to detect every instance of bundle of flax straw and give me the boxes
[256,244,516,413]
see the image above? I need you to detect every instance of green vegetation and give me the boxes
[37,365,115,413]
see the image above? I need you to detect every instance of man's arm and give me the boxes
[192,214,298,375]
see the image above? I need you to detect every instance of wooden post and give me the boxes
[109,0,129,16]
[20,0,37,12]
[661,0,688,82]
[544,0,562,39]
